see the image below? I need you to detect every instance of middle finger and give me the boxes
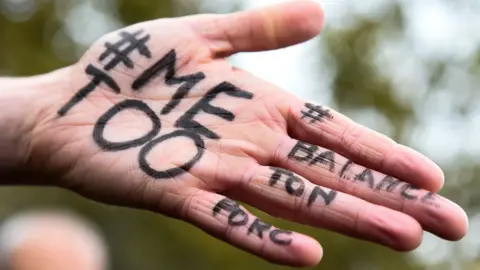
[271,136,468,241]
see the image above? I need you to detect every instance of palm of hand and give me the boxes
[28,1,467,267]
[41,17,288,204]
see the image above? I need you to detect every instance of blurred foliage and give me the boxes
[0,0,479,269]
[324,5,413,141]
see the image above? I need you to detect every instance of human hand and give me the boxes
[6,0,468,267]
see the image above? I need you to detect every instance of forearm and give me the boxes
[0,68,71,185]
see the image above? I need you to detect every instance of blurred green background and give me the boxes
[0,0,479,269]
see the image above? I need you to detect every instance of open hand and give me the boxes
[13,0,468,267]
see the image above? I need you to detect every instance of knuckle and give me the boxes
[256,235,270,259]
[179,189,205,220]
[378,142,398,172]
[340,121,361,153]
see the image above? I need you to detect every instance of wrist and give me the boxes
[0,67,73,185]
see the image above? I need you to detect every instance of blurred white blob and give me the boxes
[0,0,36,22]
[0,210,108,270]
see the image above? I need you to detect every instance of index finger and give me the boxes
[285,100,445,192]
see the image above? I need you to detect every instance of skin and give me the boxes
[0,1,468,267]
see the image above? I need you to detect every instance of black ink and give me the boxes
[93,99,161,151]
[287,142,337,171]
[354,169,375,189]
[99,30,152,71]
[375,176,401,192]
[269,167,284,186]
[301,103,333,124]
[310,151,336,172]
[401,184,420,200]
[58,64,120,116]
[131,49,206,114]
[228,209,249,226]
[269,167,305,197]
[421,192,436,205]
[212,199,292,246]
[212,199,248,226]
[213,198,240,216]
[270,230,293,246]
[308,186,337,207]
[248,219,272,239]
[288,141,317,162]
[339,160,354,179]
[176,82,253,139]
[138,130,205,179]
[286,175,305,197]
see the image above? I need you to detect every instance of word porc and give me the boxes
[213,198,293,245]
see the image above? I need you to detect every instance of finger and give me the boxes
[271,136,468,241]
[285,100,445,192]
[181,189,322,267]
[189,0,324,57]
[227,165,423,251]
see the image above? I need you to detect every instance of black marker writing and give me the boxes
[269,230,293,246]
[401,184,420,200]
[301,103,333,124]
[138,130,205,179]
[248,219,272,239]
[99,30,152,71]
[308,186,337,207]
[61,29,257,180]
[339,160,354,179]
[288,141,336,172]
[269,167,305,197]
[374,176,438,206]
[213,198,239,214]
[131,49,206,114]
[375,176,401,192]
[213,198,293,246]
[176,81,253,139]
[268,167,337,208]
[310,150,335,171]
[59,29,153,116]
[400,185,439,206]
[288,141,316,162]
[93,99,161,151]
[228,209,249,226]
[58,65,120,116]
[354,169,375,189]
[213,199,248,226]
[421,192,437,206]
[288,143,437,206]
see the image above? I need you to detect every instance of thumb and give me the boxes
[189,0,324,57]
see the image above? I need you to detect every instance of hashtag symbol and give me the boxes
[301,103,333,124]
[99,30,152,71]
